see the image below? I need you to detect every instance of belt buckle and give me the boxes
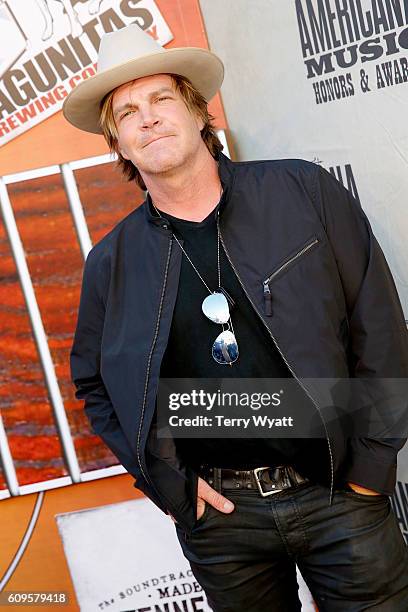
[253,466,283,497]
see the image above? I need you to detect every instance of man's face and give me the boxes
[112,74,205,180]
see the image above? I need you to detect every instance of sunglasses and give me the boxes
[202,291,239,365]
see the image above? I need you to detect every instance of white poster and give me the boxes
[56,498,214,612]
[0,0,173,146]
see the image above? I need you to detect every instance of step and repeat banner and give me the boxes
[209,0,407,538]
[293,0,408,541]
[267,0,408,317]
[295,0,408,286]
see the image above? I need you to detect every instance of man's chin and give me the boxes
[139,155,184,177]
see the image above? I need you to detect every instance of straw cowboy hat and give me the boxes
[62,24,224,134]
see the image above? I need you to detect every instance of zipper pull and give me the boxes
[263,282,273,316]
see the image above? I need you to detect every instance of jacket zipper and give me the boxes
[263,237,319,317]
[136,236,174,506]
[217,215,334,504]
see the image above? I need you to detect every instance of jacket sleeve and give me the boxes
[313,163,408,495]
[70,246,167,512]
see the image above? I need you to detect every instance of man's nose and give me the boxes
[139,104,160,129]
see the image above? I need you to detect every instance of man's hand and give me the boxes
[347,481,382,496]
[167,476,235,524]
[196,476,235,520]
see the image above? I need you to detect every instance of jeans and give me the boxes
[174,481,408,611]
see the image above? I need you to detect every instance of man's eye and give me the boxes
[157,96,170,101]
[121,110,135,119]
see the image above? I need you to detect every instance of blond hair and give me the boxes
[99,74,223,191]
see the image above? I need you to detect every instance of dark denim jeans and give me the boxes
[175,481,408,611]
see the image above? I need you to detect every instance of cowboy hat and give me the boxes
[62,24,224,134]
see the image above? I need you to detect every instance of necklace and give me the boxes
[151,188,239,366]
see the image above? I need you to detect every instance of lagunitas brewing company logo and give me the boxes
[295,0,408,104]
[0,0,173,146]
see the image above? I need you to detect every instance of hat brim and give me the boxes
[62,47,224,134]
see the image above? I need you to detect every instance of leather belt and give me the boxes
[197,464,309,497]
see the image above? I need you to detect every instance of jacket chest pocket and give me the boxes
[263,235,320,316]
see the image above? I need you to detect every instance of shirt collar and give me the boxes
[144,151,235,227]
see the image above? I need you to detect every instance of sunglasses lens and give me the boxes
[202,292,230,324]
[212,330,239,364]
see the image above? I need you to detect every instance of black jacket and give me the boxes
[70,152,408,534]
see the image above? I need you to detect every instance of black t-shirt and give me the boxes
[152,197,329,478]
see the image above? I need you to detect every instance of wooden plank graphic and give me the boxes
[0,161,144,490]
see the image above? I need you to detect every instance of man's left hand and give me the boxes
[347,481,382,495]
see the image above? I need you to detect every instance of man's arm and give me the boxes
[70,246,167,512]
[312,164,408,495]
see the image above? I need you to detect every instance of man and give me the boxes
[64,24,408,611]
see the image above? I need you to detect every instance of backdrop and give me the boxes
[199,0,408,542]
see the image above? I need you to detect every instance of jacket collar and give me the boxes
[143,151,236,228]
